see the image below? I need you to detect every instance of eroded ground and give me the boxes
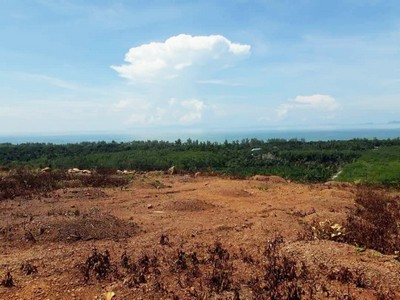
[1,173,399,299]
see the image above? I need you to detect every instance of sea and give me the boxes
[1,128,400,144]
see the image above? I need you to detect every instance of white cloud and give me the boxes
[277,94,339,118]
[293,94,339,110]
[111,34,251,82]
[179,99,206,123]
[121,97,207,126]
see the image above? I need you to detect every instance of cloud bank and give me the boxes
[111,34,251,82]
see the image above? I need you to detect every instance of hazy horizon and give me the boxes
[2,127,400,145]
[1,1,400,135]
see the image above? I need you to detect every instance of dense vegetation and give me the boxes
[336,146,400,185]
[1,137,400,183]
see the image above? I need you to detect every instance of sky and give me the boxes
[1,0,400,137]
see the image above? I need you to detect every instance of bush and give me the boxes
[80,248,116,282]
[249,236,309,299]
[344,187,400,254]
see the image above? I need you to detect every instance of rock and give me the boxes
[147,204,153,209]
[194,172,201,178]
[168,166,175,175]
[105,291,116,300]
[68,168,81,174]
[41,167,51,172]
[119,170,135,175]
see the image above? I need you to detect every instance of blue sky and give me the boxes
[1,0,400,136]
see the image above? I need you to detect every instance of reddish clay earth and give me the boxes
[0,173,399,299]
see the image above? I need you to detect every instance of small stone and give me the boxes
[147,204,153,209]
[167,166,175,175]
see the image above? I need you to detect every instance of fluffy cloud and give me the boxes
[277,94,339,118]
[111,34,251,82]
[293,95,339,110]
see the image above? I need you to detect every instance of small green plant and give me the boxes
[355,246,366,253]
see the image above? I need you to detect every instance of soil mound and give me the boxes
[221,188,254,198]
[319,188,354,199]
[47,212,139,242]
[58,188,108,200]
[164,199,215,212]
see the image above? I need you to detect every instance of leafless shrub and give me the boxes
[24,230,36,242]
[80,248,116,282]
[1,271,14,287]
[20,262,38,275]
[208,241,230,267]
[239,247,256,264]
[376,288,396,300]
[249,236,309,300]
[344,187,400,254]
[206,242,234,293]
[170,248,201,290]
[121,251,161,288]
[160,233,170,246]
[79,239,396,298]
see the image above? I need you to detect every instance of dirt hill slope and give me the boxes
[1,174,399,299]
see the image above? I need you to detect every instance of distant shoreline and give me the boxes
[1,128,400,145]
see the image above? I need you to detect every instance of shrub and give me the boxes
[249,236,309,299]
[344,187,400,254]
[80,248,116,282]
[1,271,14,287]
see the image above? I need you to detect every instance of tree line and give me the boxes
[1,137,399,182]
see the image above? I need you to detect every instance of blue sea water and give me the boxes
[1,128,400,144]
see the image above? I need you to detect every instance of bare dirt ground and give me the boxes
[1,173,399,299]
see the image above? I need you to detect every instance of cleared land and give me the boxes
[1,172,400,299]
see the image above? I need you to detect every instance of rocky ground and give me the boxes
[0,173,399,299]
